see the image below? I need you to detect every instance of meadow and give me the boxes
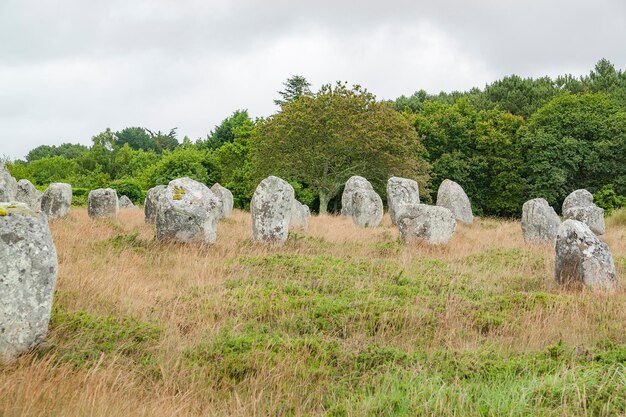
[1,208,625,416]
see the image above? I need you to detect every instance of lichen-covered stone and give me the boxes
[555,219,616,291]
[396,204,456,244]
[211,183,234,219]
[0,203,58,360]
[251,176,294,242]
[156,178,221,244]
[351,188,383,228]
[562,189,594,213]
[289,200,310,230]
[144,185,167,224]
[563,205,605,236]
[40,183,72,219]
[436,179,473,224]
[118,195,136,209]
[387,176,420,225]
[16,179,40,210]
[341,176,374,216]
[0,163,18,202]
[521,198,561,243]
[88,188,119,218]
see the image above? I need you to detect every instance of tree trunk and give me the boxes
[319,192,329,215]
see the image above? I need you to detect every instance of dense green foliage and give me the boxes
[5,59,626,216]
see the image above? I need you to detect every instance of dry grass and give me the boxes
[1,208,625,416]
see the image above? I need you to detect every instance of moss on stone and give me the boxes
[172,186,186,201]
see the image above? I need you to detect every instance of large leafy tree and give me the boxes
[202,110,253,150]
[253,82,430,214]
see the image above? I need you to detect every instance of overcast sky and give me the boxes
[1,0,625,159]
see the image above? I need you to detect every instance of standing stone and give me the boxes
[251,176,294,243]
[0,164,18,202]
[16,179,39,210]
[118,195,136,209]
[289,200,310,230]
[211,183,234,219]
[562,189,594,213]
[341,176,374,216]
[562,189,604,236]
[387,176,420,225]
[555,219,617,291]
[88,188,119,218]
[156,178,221,244]
[396,204,456,244]
[521,198,561,243]
[40,183,72,219]
[0,203,58,360]
[436,179,473,224]
[144,185,167,224]
[351,188,383,228]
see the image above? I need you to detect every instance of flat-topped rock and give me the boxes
[555,219,616,291]
[387,176,420,225]
[563,205,605,236]
[156,178,221,244]
[289,200,310,230]
[40,183,72,219]
[251,176,294,243]
[0,203,58,360]
[88,188,119,218]
[521,198,561,243]
[351,188,383,228]
[436,179,473,224]
[211,183,234,219]
[341,176,374,216]
[396,204,456,244]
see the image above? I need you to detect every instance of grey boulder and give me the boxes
[16,179,40,210]
[521,198,561,243]
[387,176,420,225]
[251,176,294,243]
[289,200,310,230]
[88,188,119,218]
[396,204,456,244]
[562,189,594,213]
[211,183,234,219]
[144,185,167,224]
[118,195,136,209]
[351,188,383,228]
[0,164,17,202]
[41,183,72,219]
[555,219,616,291]
[156,178,221,244]
[436,179,473,224]
[0,203,58,360]
[341,176,374,216]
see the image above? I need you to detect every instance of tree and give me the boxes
[141,147,219,188]
[202,110,253,150]
[253,82,430,214]
[115,127,157,152]
[148,128,179,152]
[26,143,88,162]
[274,75,312,107]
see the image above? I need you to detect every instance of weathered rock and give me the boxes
[351,188,383,228]
[40,183,72,219]
[251,176,294,242]
[156,178,221,244]
[0,163,18,202]
[144,185,167,224]
[0,203,58,360]
[521,198,561,243]
[211,183,234,219]
[289,200,310,230]
[555,219,617,291]
[396,204,456,244]
[436,179,473,224]
[562,189,594,213]
[341,176,374,216]
[88,188,119,218]
[15,179,39,209]
[118,195,136,209]
[563,205,605,236]
[387,176,420,225]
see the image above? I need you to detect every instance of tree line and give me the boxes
[5,59,626,217]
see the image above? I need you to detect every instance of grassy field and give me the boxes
[1,208,625,416]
